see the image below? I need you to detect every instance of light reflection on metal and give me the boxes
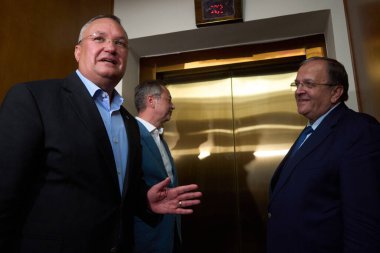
[164,71,307,231]
[183,124,304,136]
[198,150,210,160]
[168,74,295,99]
[165,72,306,163]
[253,149,289,158]
[170,144,293,158]
[198,132,214,160]
[181,48,306,70]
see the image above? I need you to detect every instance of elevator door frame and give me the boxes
[139,35,326,253]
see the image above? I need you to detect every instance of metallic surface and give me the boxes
[164,72,306,252]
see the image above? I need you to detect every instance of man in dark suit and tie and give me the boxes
[0,15,201,253]
[133,80,181,253]
[267,56,380,253]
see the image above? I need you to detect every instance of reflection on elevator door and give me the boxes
[164,72,306,253]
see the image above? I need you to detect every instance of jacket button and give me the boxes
[268,212,272,219]
[110,247,118,253]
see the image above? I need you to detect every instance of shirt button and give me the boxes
[117,168,121,175]
[268,212,272,219]
[113,137,118,143]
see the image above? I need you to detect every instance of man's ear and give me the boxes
[148,95,156,108]
[74,45,81,62]
[331,85,344,103]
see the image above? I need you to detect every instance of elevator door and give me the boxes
[163,71,306,253]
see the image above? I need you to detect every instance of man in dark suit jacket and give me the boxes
[133,80,181,253]
[267,57,380,253]
[0,15,201,253]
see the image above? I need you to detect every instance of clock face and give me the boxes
[202,0,235,20]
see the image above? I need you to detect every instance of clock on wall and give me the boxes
[194,0,242,27]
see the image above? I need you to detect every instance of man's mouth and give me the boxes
[296,96,309,103]
[100,58,117,65]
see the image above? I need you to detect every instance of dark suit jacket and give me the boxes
[267,103,380,253]
[0,72,153,253]
[133,121,181,253]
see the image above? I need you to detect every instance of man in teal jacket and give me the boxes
[134,80,181,253]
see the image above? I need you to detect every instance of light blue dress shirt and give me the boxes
[309,103,341,129]
[76,70,128,193]
[301,103,341,146]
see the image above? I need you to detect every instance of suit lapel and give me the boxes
[270,104,347,203]
[137,121,176,185]
[120,107,141,198]
[137,122,163,162]
[62,73,120,195]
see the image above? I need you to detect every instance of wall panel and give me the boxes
[0,0,114,102]
[344,0,380,120]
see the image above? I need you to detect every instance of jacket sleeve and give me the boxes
[0,84,45,251]
[341,115,380,252]
[120,108,162,227]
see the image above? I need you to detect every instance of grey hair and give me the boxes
[77,14,126,43]
[134,80,167,113]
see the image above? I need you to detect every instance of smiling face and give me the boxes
[74,17,128,93]
[295,59,343,122]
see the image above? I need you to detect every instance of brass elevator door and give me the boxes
[163,69,306,253]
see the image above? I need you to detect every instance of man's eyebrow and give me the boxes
[86,31,128,41]
[296,78,314,82]
[91,31,106,35]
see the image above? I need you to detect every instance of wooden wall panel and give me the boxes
[344,0,380,120]
[0,0,114,102]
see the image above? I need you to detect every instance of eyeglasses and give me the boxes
[78,32,128,49]
[290,81,336,89]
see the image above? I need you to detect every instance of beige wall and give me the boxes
[114,0,358,112]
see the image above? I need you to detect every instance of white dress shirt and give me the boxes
[136,117,174,182]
